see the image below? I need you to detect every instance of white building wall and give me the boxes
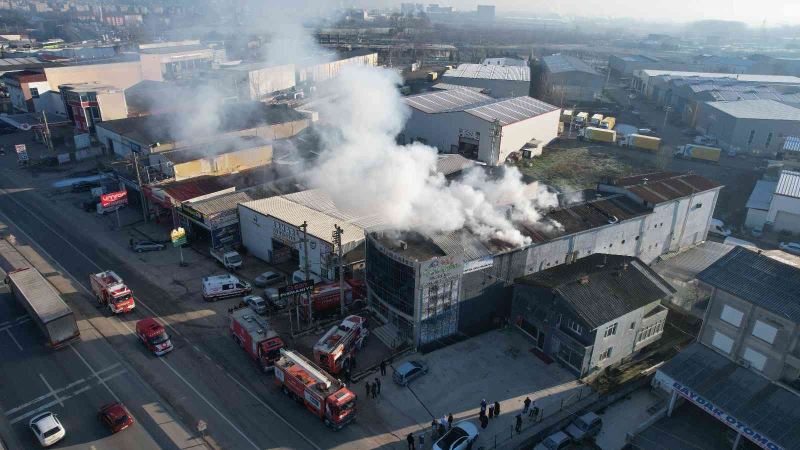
[591,309,644,370]
[494,109,560,164]
[442,77,529,97]
[27,80,50,112]
[247,64,295,99]
[746,208,768,230]
[766,194,800,232]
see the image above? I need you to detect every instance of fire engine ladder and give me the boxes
[281,349,332,389]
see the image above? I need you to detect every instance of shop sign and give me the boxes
[101,190,128,208]
[272,220,301,247]
[463,256,494,274]
[672,382,783,450]
[419,254,463,286]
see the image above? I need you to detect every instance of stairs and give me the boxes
[372,323,404,349]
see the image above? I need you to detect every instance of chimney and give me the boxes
[579,275,590,285]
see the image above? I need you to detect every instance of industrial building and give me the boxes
[637,248,800,450]
[147,136,273,182]
[1,70,49,113]
[541,55,605,105]
[96,102,310,157]
[138,41,220,82]
[216,62,296,101]
[694,100,800,156]
[402,88,560,165]
[482,57,527,67]
[631,69,800,103]
[608,54,666,78]
[43,56,144,91]
[296,50,378,86]
[746,170,800,233]
[59,83,127,133]
[365,172,722,348]
[441,63,530,98]
[513,254,672,377]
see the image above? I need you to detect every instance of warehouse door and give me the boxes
[775,211,800,233]
[458,137,479,159]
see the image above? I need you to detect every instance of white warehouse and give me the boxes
[442,63,530,98]
[402,89,560,165]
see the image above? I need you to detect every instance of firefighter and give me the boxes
[406,433,415,450]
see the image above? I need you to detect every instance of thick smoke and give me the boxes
[308,66,558,246]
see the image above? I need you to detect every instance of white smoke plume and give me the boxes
[308,66,558,246]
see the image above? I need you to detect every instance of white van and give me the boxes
[291,270,324,285]
[202,274,252,301]
[708,218,731,237]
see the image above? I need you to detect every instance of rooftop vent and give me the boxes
[579,275,590,285]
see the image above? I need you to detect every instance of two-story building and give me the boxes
[513,254,672,377]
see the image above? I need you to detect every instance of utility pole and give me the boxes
[663,105,672,129]
[332,224,345,317]
[132,151,148,222]
[41,111,53,152]
[300,221,312,324]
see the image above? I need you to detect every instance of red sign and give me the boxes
[101,190,128,208]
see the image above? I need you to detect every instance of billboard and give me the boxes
[100,190,128,208]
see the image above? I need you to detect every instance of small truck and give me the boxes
[210,247,243,270]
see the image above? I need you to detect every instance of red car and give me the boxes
[99,403,134,433]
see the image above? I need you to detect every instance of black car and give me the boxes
[71,181,101,193]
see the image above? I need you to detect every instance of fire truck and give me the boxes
[274,349,357,430]
[313,315,368,374]
[89,270,136,314]
[230,307,285,372]
[299,279,366,321]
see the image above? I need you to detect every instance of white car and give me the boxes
[29,412,66,447]
[779,242,800,256]
[433,420,478,450]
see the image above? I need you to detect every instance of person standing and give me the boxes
[374,377,382,396]
[365,382,371,399]
[418,433,425,449]
[380,360,387,376]
[372,382,378,399]
[407,433,416,450]
[447,413,453,429]
[480,414,488,429]
[494,401,500,417]
[488,404,495,420]
[480,399,487,415]
[515,413,523,433]
[523,397,531,415]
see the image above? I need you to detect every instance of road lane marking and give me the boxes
[0,190,317,449]
[0,314,30,328]
[5,328,22,350]
[10,385,92,424]
[70,344,120,403]
[0,317,30,333]
[38,374,63,407]
[226,373,322,450]
[159,358,260,450]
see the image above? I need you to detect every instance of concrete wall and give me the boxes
[699,287,800,382]
[494,109,560,164]
[96,91,128,121]
[44,62,143,90]
[766,194,800,232]
[745,207,768,230]
[247,64,295,99]
[297,53,378,84]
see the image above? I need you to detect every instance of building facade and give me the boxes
[59,83,127,133]
[541,55,605,105]
[442,63,530,98]
[1,70,48,112]
[139,42,218,82]
[513,254,671,377]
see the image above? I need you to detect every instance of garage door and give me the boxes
[774,211,800,233]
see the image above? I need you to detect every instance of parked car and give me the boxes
[534,431,572,450]
[244,295,268,315]
[99,402,134,433]
[70,181,100,192]
[433,420,479,450]
[779,242,800,256]
[253,271,286,288]
[708,218,731,237]
[29,412,66,447]
[564,411,602,441]
[132,241,166,253]
[264,287,288,310]
[393,360,428,386]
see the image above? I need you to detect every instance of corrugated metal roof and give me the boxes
[464,96,558,126]
[745,180,777,210]
[517,254,674,329]
[436,154,475,177]
[705,99,800,120]
[640,70,800,84]
[430,83,486,92]
[404,89,493,114]
[607,172,723,204]
[652,241,734,283]
[282,189,386,231]
[186,191,254,216]
[776,170,800,199]
[443,63,530,82]
[660,342,800,450]
[542,54,600,76]
[429,230,492,259]
[240,197,365,249]
[697,246,800,322]
[784,136,800,152]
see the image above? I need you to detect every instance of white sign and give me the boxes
[463,257,494,274]
[419,254,463,287]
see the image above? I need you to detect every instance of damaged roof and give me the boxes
[517,253,674,329]
[602,172,723,204]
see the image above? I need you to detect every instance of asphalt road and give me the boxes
[0,282,173,450]
[0,141,382,449]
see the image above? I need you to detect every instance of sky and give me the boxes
[368,0,800,26]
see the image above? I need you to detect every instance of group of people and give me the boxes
[478,399,501,429]
[363,359,388,400]
[406,413,454,450]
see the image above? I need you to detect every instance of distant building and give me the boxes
[59,83,127,133]
[215,62,296,101]
[442,63,530,98]
[43,57,143,91]
[695,99,800,156]
[476,4,495,21]
[541,55,605,105]
[513,254,672,377]
[402,88,560,165]
[138,41,218,82]
[608,54,665,78]
[1,70,48,113]
[745,179,778,231]
[296,50,378,86]
[760,170,800,233]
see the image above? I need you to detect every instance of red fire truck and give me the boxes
[299,279,366,321]
[313,315,368,374]
[230,307,285,372]
[89,270,136,314]
[274,349,357,430]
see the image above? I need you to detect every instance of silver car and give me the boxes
[132,241,165,253]
[393,360,428,386]
[244,295,268,315]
